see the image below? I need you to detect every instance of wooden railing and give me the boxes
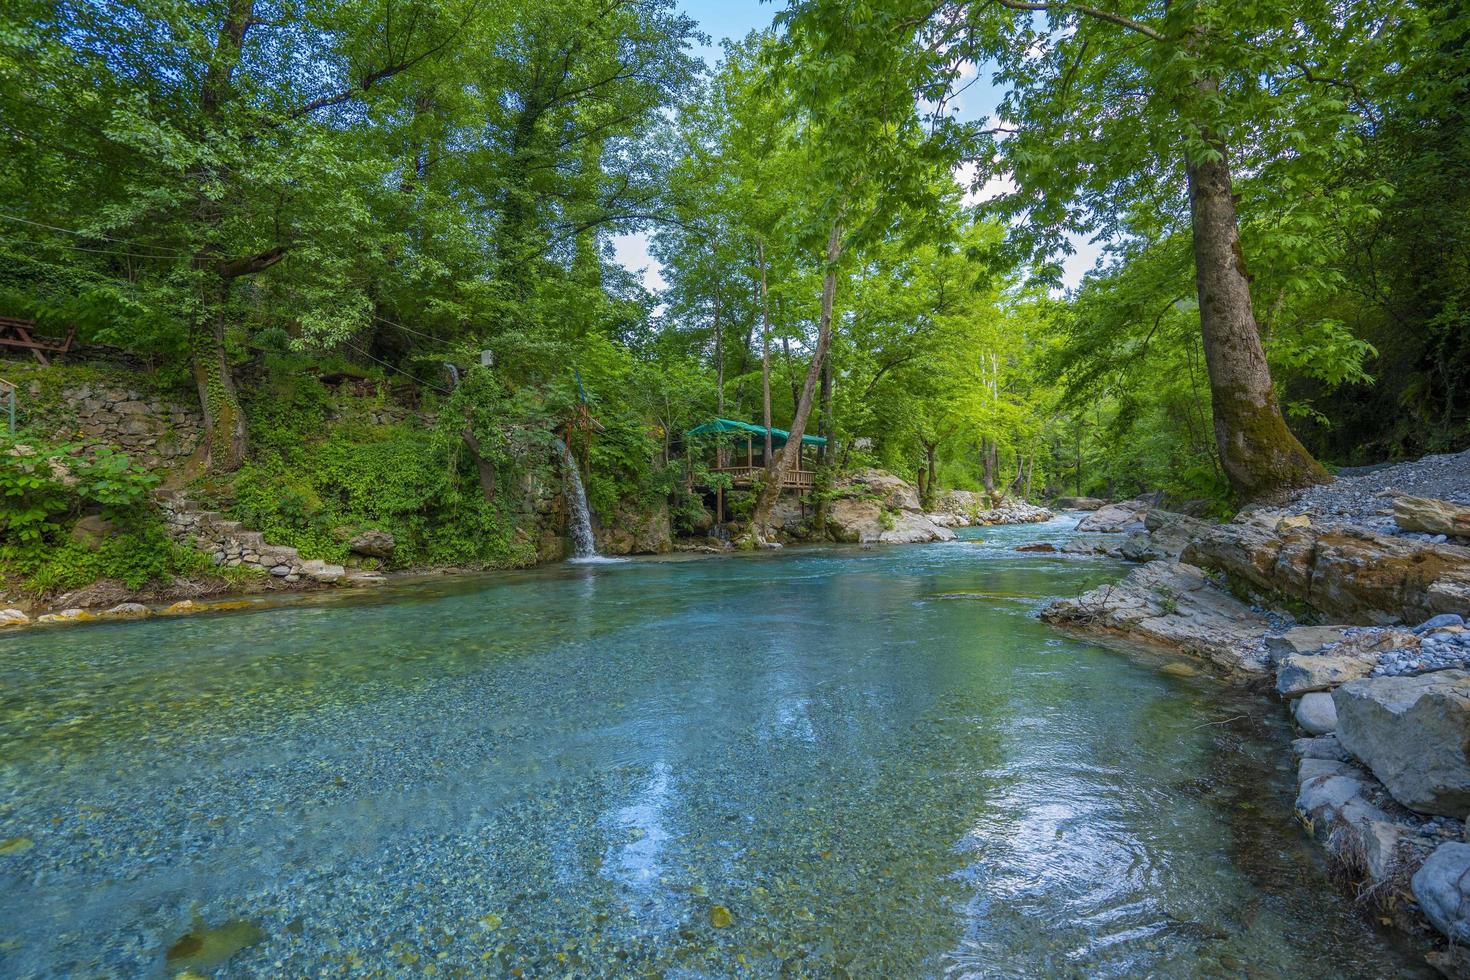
[706,465,814,490]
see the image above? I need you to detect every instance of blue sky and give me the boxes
[611,1,1099,292]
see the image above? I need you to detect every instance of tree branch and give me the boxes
[218,245,287,279]
[992,0,1165,42]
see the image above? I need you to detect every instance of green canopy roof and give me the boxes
[687,418,827,447]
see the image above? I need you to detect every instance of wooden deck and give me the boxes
[705,466,814,490]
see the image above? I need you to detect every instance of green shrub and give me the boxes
[1,435,158,542]
[0,432,205,594]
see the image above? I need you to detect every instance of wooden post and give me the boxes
[747,436,753,468]
[716,485,723,526]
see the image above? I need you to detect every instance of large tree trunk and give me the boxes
[190,0,254,473]
[920,441,938,510]
[1185,95,1328,499]
[745,221,842,543]
[981,438,997,497]
[758,241,773,465]
[191,281,248,472]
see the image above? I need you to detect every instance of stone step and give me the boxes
[299,559,345,583]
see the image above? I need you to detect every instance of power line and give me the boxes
[0,212,188,256]
[0,233,184,262]
[340,337,451,394]
[368,310,456,348]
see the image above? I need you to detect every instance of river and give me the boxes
[0,517,1431,976]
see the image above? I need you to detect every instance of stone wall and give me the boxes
[37,383,202,469]
[156,491,356,585]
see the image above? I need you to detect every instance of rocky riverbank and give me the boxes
[679,468,1054,550]
[1039,450,1470,975]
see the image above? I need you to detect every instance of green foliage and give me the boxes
[1,520,208,595]
[206,366,532,569]
[0,432,204,595]
[0,435,158,542]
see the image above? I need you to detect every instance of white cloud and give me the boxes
[1059,233,1102,291]
[611,232,667,292]
[952,159,1016,208]
[952,162,1100,291]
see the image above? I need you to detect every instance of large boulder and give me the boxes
[1412,842,1470,942]
[1052,496,1107,511]
[1183,521,1470,624]
[1333,670,1470,815]
[348,529,396,559]
[1395,495,1470,539]
[595,498,673,555]
[1276,653,1378,698]
[1075,496,1154,533]
[1116,510,1212,562]
[843,469,921,512]
[68,514,117,551]
[1041,561,1271,673]
[827,498,955,545]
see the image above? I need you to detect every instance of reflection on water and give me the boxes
[0,519,1432,977]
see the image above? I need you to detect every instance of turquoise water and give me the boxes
[0,519,1431,977]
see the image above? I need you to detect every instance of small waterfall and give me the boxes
[557,440,599,559]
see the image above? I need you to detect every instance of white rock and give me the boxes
[1294,692,1338,734]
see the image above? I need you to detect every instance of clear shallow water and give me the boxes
[0,518,1431,977]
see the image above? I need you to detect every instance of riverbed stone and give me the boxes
[1276,653,1378,697]
[1294,692,1338,734]
[1040,561,1272,673]
[1293,734,1351,762]
[1076,496,1153,533]
[1411,842,1470,942]
[1414,613,1466,635]
[1298,757,1357,783]
[100,603,151,620]
[1394,495,1470,539]
[1265,626,1352,658]
[0,608,29,627]
[1334,671,1470,816]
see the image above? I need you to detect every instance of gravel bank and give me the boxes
[1289,448,1470,536]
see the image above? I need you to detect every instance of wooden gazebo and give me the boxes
[686,418,826,521]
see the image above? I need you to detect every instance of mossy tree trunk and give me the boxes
[1186,83,1329,500]
[191,280,248,473]
[745,220,842,543]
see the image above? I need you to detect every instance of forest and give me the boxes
[6,3,1470,976]
[1,0,1467,575]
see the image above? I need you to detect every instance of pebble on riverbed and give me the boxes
[1263,616,1470,681]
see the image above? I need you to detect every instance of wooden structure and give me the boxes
[687,418,826,522]
[0,317,75,366]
